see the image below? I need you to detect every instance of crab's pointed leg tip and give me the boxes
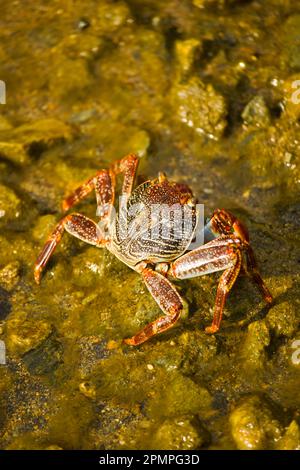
[61,201,69,212]
[34,268,41,285]
[205,325,219,335]
[123,337,136,346]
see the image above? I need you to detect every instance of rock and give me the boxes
[0,116,12,131]
[241,320,270,370]
[151,416,209,450]
[266,302,299,338]
[0,261,20,291]
[32,214,58,242]
[49,57,93,100]
[0,184,21,221]
[229,395,282,450]
[147,372,212,418]
[72,249,105,288]
[0,119,73,165]
[79,381,96,399]
[276,420,300,450]
[174,39,202,77]
[242,96,271,128]
[170,77,227,139]
[22,335,63,375]
[6,315,52,356]
[92,1,131,36]
[282,14,300,71]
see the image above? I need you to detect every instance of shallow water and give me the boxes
[0,0,300,450]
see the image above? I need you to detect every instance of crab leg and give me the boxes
[169,237,242,334]
[34,214,106,284]
[123,268,184,346]
[62,154,139,217]
[62,170,115,223]
[245,244,273,303]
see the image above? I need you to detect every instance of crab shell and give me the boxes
[109,178,198,268]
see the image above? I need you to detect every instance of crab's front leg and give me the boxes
[168,237,242,334]
[34,214,107,284]
[124,267,184,346]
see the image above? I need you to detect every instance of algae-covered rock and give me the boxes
[22,334,63,375]
[92,0,131,36]
[241,320,270,370]
[151,416,209,450]
[147,372,212,418]
[174,39,202,77]
[170,77,227,139]
[242,96,271,128]
[0,184,21,221]
[0,261,20,291]
[6,315,52,356]
[229,395,282,450]
[276,420,300,450]
[71,248,105,288]
[266,301,299,338]
[49,57,93,100]
[0,119,73,165]
[282,14,300,70]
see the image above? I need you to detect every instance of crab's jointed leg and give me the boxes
[35,154,139,284]
[34,214,106,284]
[124,267,184,346]
[62,169,115,223]
[169,237,243,334]
[244,244,273,304]
[62,153,139,218]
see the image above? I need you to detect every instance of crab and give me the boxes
[34,154,273,346]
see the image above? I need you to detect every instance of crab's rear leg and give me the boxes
[245,244,273,304]
[124,267,184,346]
[34,214,106,284]
[169,237,242,334]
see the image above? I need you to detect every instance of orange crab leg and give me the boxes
[123,268,183,346]
[62,154,139,215]
[34,213,106,284]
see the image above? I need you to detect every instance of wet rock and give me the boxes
[276,420,300,450]
[147,372,212,418]
[229,395,282,450]
[0,184,21,221]
[0,115,12,131]
[22,334,63,375]
[0,261,20,291]
[174,39,202,77]
[6,315,52,356]
[151,416,210,450]
[281,74,300,121]
[71,249,105,288]
[79,381,96,399]
[92,0,131,36]
[32,214,58,242]
[282,14,300,71]
[49,57,93,100]
[240,320,270,370]
[170,77,227,139]
[266,302,299,338]
[242,96,271,128]
[0,119,73,165]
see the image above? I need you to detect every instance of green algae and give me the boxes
[0,0,299,451]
